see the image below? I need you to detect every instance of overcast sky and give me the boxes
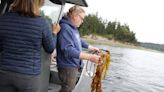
[65,0,164,44]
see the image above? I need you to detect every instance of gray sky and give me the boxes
[65,0,164,44]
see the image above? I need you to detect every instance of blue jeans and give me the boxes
[0,70,41,92]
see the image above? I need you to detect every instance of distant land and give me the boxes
[83,35,164,52]
[139,42,164,52]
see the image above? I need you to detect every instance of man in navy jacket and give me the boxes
[57,5,103,92]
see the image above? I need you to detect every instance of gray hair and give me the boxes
[67,5,85,17]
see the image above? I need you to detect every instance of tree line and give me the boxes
[79,14,138,44]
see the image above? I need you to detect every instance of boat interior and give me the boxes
[0,0,95,92]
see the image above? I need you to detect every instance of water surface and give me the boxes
[95,45,164,92]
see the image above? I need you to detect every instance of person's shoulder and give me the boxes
[59,19,71,29]
[0,12,17,23]
[35,16,51,26]
[0,12,12,18]
[36,16,48,23]
[60,23,72,32]
[60,22,70,27]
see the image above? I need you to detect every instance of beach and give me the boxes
[82,35,163,53]
[82,35,139,48]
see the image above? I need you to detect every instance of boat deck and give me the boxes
[48,83,61,92]
[47,61,94,92]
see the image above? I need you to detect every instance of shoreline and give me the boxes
[82,35,164,53]
[82,35,139,48]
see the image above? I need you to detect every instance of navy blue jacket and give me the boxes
[0,12,56,75]
[57,16,88,68]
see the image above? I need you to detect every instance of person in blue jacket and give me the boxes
[57,5,103,92]
[0,0,60,92]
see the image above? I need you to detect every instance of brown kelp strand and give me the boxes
[91,50,110,92]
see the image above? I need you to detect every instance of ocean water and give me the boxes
[95,45,164,92]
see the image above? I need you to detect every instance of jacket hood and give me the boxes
[59,16,77,29]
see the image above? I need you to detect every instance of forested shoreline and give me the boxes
[79,14,138,45]
[79,14,164,52]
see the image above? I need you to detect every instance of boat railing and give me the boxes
[85,49,109,78]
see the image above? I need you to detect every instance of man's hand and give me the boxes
[51,49,56,63]
[89,54,103,65]
[88,45,100,52]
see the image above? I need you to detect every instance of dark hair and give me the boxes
[10,0,44,17]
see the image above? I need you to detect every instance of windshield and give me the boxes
[41,0,62,23]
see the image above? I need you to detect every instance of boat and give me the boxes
[0,0,95,92]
